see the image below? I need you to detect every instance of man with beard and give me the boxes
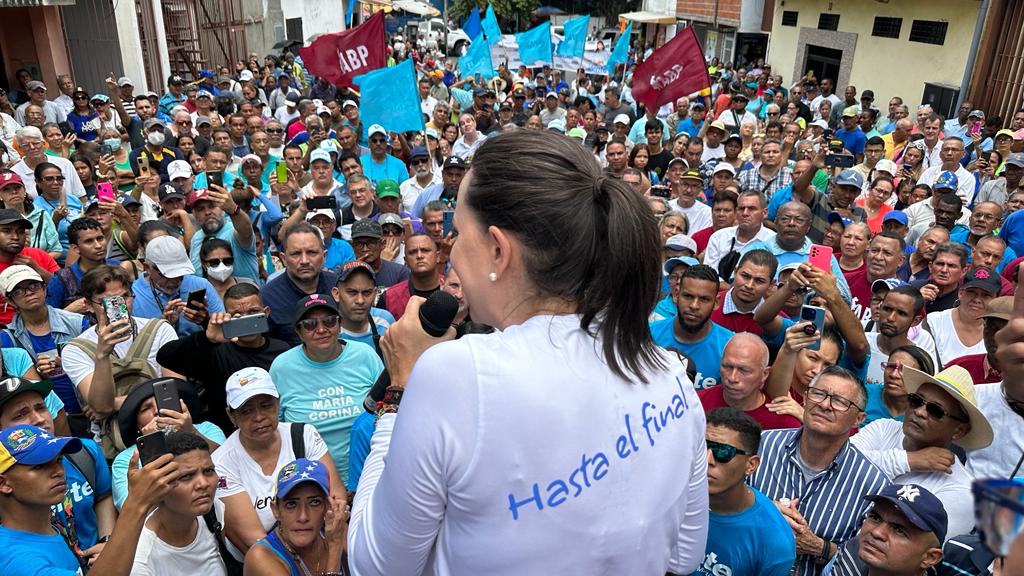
[188,187,258,282]
[400,146,439,212]
[911,242,967,313]
[650,264,735,390]
[349,219,409,290]
[845,232,906,324]
[333,260,393,353]
[131,235,224,337]
[0,208,59,325]
[412,156,467,217]
[865,285,938,386]
[896,226,948,282]
[261,223,338,347]
[377,233,440,320]
[711,249,777,336]
[950,201,1016,272]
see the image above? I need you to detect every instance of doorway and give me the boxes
[804,44,842,83]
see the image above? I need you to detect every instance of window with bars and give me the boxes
[872,16,902,39]
[781,11,798,27]
[909,20,948,45]
[818,13,840,31]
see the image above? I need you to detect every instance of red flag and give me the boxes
[631,27,711,111]
[298,11,386,88]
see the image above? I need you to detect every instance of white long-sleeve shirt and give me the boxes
[968,383,1024,480]
[348,314,709,575]
[850,418,975,539]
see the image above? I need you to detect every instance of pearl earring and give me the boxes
[488,272,497,282]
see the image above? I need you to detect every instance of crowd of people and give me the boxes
[0,23,1022,576]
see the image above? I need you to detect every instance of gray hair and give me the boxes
[14,126,43,144]
[808,364,867,407]
[659,210,689,234]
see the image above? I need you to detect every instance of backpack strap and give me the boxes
[203,508,244,576]
[64,447,96,492]
[368,315,384,361]
[123,318,167,363]
[290,422,306,460]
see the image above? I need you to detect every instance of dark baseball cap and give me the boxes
[293,293,338,323]
[865,484,948,543]
[350,218,383,240]
[0,209,32,229]
[963,267,1001,295]
[336,260,376,283]
[442,156,468,171]
[0,378,53,412]
[158,182,185,203]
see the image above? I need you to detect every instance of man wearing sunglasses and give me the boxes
[749,365,891,576]
[851,365,992,539]
[400,147,440,212]
[686,408,795,576]
[270,293,383,487]
[360,124,408,185]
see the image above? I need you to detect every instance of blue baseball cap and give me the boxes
[882,211,909,226]
[826,211,854,227]
[199,69,216,79]
[933,171,959,191]
[663,256,700,274]
[0,424,82,473]
[871,278,909,293]
[865,484,948,543]
[119,194,142,208]
[408,146,429,160]
[835,169,864,189]
[274,458,330,499]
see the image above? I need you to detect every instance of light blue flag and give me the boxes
[344,0,355,26]
[607,22,632,74]
[516,21,552,66]
[459,34,496,78]
[353,58,425,138]
[463,6,482,42]
[482,5,502,46]
[556,14,589,58]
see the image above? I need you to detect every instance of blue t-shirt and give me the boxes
[34,194,84,261]
[46,260,123,308]
[66,111,101,141]
[189,219,260,282]
[950,226,1018,273]
[130,274,225,336]
[359,153,409,184]
[271,340,383,485]
[0,347,64,417]
[690,488,796,576]
[339,308,394,351]
[1001,209,1024,256]
[767,183,794,221]
[864,383,904,425]
[2,323,89,414]
[346,411,375,493]
[0,524,81,575]
[325,237,356,270]
[649,317,735,390]
[52,438,111,549]
[653,294,677,321]
[835,127,867,156]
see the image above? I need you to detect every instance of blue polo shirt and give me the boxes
[130,274,225,336]
[189,219,260,282]
[951,226,1018,272]
[649,317,735,390]
[835,127,867,156]
[325,238,356,270]
[260,270,338,347]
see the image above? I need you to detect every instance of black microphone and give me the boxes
[363,290,460,412]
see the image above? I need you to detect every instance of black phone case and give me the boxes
[137,431,168,465]
[153,380,181,414]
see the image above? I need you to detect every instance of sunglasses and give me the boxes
[411,158,430,166]
[204,257,234,267]
[907,392,969,423]
[369,138,387,144]
[267,128,285,133]
[73,95,89,101]
[41,175,66,183]
[706,440,749,464]
[296,314,339,332]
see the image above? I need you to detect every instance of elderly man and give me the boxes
[845,232,907,324]
[918,137,973,205]
[749,365,891,576]
[10,126,86,200]
[881,118,914,161]
[703,191,775,279]
[698,334,801,429]
[13,80,65,125]
[950,201,1017,272]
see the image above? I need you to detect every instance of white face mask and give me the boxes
[147,131,165,146]
[206,262,233,282]
[103,138,122,151]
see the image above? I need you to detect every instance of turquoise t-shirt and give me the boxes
[325,237,356,270]
[33,194,83,262]
[864,383,904,425]
[649,318,736,390]
[0,524,81,575]
[690,488,796,576]
[189,218,260,282]
[359,153,409,184]
[271,340,383,484]
[339,309,394,351]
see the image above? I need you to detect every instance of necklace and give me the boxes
[276,526,325,576]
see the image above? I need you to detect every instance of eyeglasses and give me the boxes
[296,314,340,332]
[382,227,403,237]
[668,273,684,284]
[411,158,430,166]
[267,128,285,133]
[767,112,780,116]
[973,479,1024,557]
[41,175,66,183]
[907,392,969,422]
[880,361,903,374]
[806,387,863,412]
[369,138,387,145]
[706,440,749,464]
[204,257,234,267]
[8,281,43,299]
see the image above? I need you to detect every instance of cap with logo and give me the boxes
[238,70,254,83]
[842,106,858,118]
[309,149,332,166]
[305,209,336,223]
[0,424,82,473]
[665,234,697,254]
[864,484,948,543]
[0,265,43,297]
[167,160,193,181]
[241,154,263,167]
[275,458,330,499]
[90,94,110,104]
[963,267,1001,295]
[0,378,54,413]
[835,169,864,189]
[167,75,185,86]
[870,278,909,294]
[145,235,195,278]
[337,259,377,283]
[679,170,703,183]
[874,159,898,177]
[442,156,468,171]
[723,133,743,145]
[225,367,279,410]
[901,365,993,450]
[367,124,388,139]
[0,172,24,190]
[375,179,400,199]
[827,212,854,228]
[350,218,383,240]
[378,213,404,230]
[663,256,700,274]
[933,171,959,191]
[158,182,186,203]
[293,293,338,323]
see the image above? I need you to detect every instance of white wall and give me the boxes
[281,0,346,40]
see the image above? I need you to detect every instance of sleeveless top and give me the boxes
[254,529,301,576]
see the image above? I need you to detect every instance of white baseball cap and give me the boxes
[309,149,332,165]
[238,70,254,82]
[665,234,697,254]
[874,159,898,177]
[613,114,631,126]
[306,208,337,222]
[342,99,358,110]
[368,124,387,138]
[144,235,195,278]
[810,119,829,130]
[167,159,193,181]
[0,265,43,297]
[225,367,279,409]
[713,163,736,176]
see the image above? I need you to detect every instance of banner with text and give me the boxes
[298,11,386,88]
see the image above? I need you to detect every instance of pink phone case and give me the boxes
[808,244,833,271]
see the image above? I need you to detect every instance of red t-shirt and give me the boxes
[698,386,802,430]
[691,226,715,255]
[710,290,764,335]
[844,266,873,323]
[945,353,1003,384]
[0,248,60,325]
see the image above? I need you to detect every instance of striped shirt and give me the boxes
[749,428,891,576]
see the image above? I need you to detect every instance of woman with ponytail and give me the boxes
[348,130,709,575]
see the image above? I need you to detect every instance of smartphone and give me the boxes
[137,155,150,177]
[186,288,206,310]
[153,379,181,414]
[825,154,855,168]
[220,313,269,339]
[971,120,983,136]
[276,161,288,184]
[305,195,337,210]
[808,244,833,271]
[649,184,671,198]
[902,162,913,172]
[102,295,130,325]
[800,305,827,351]
[822,128,833,140]
[137,430,168,465]
[442,210,455,237]
[96,182,115,203]
[99,143,113,156]
[207,171,224,188]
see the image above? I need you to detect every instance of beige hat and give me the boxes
[980,296,1013,322]
[901,365,993,450]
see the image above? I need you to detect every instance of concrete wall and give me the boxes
[0,7,71,88]
[766,0,981,110]
[280,0,345,41]
[676,0,741,27]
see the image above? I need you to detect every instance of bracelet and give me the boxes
[374,387,404,423]
[816,538,831,564]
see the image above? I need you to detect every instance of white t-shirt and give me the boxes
[348,314,709,575]
[399,173,441,213]
[864,331,939,387]
[212,422,329,560]
[925,308,985,368]
[63,317,178,392]
[703,225,777,275]
[701,143,725,164]
[968,383,1024,479]
[851,419,975,538]
[719,109,758,131]
[11,155,87,200]
[669,199,713,235]
[132,499,228,576]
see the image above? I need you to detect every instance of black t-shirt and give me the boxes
[648,149,674,180]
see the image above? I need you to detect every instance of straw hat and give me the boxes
[901,365,993,450]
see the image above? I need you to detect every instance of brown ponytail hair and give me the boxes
[464,130,664,382]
